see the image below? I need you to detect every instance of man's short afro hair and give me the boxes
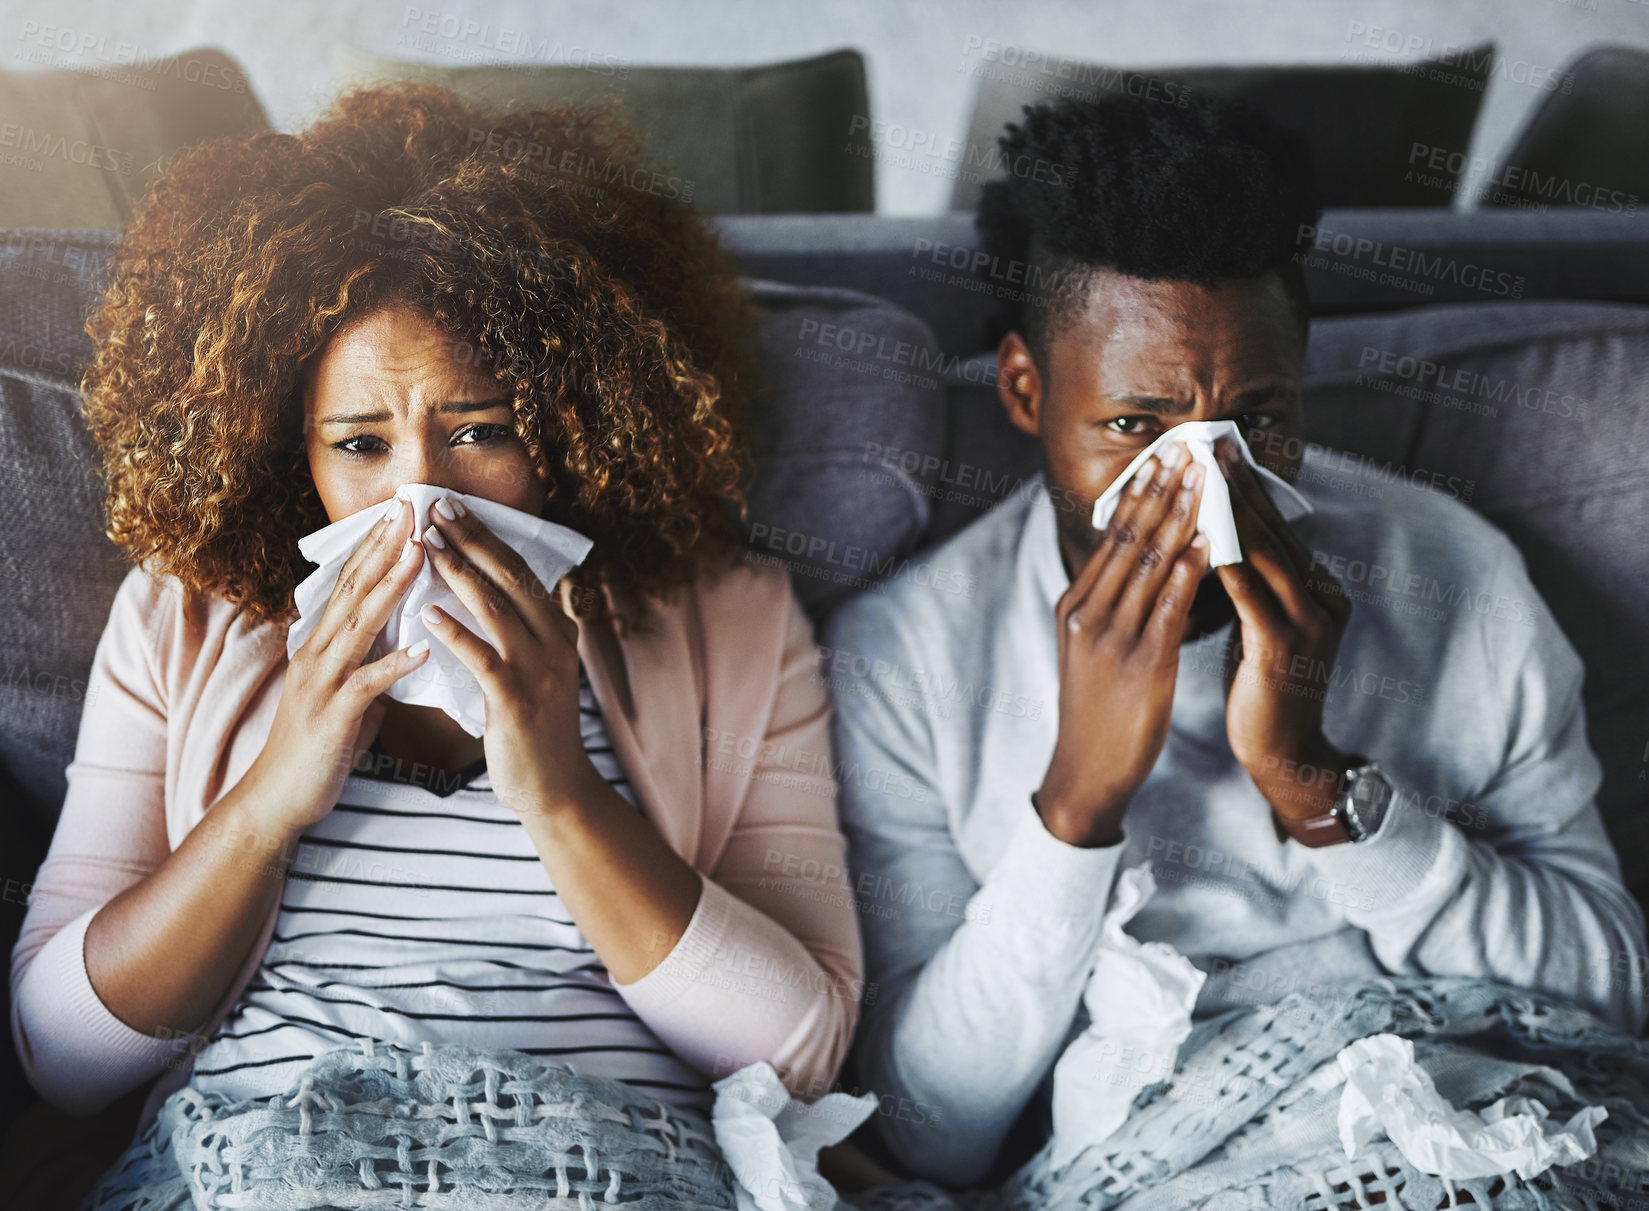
[976,89,1324,363]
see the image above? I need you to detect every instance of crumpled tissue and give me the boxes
[1049,864,1208,1171]
[711,1061,877,1211]
[1090,418,1313,567]
[1333,1033,1608,1182]
[286,482,594,738]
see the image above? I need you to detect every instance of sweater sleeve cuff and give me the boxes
[1299,790,1471,914]
[15,906,190,1110]
[971,795,1126,927]
[609,871,731,1005]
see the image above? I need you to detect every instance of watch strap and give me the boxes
[1270,753,1369,848]
[1272,803,1353,847]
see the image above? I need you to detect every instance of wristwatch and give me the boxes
[1272,757,1394,847]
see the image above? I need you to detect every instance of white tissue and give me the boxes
[1334,1033,1607,1182]
[286,483,594,738]
[710,1061,877,1211]
[1049,864,1208,1171]
[1089,419,1313,567]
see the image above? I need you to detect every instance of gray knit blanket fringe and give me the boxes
[845,975,1649,1211]
[82,1037,736,1210]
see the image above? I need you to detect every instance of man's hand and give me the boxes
[1213,437,1355,821]
[1036,444,1209,848]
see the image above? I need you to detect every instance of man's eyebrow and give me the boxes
[1107,386,1289,417]
[319,398,512,426]
[1110,394,1194,417]
[1230,386,1286,410]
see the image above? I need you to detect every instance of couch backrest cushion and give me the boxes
[0,232,129,829]
[330,44,873,215]
[1306,301,1649,905]
[1487,46,1649,213]
[740,279,948,624]
[0,48,268,229]
[950,45,1494,211]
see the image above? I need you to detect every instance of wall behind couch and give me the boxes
[2,0,1647,215]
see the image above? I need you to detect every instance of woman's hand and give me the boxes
[414,496,598,817]
[250,498,432,837]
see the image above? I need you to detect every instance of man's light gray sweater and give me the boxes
[823,449,1647,1184]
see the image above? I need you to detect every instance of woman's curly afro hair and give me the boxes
[81,81,758,628]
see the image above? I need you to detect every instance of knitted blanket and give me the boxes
[83,1039,735,1210]
[847,976,1649,1211]
[81,977,1649,1211]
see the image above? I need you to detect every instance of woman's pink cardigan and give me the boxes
[9,553,864,1130]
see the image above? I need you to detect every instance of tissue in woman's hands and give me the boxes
[286,483,594,738]
[1089,419,1313,566]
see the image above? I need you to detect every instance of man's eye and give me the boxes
[1238,414,1279,431]
[1106,416,1158,435]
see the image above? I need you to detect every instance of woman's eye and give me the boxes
[330,425,513,458]
[456,423,513,446]
[331,435,384,458]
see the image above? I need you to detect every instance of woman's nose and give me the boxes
[393,443,463,493]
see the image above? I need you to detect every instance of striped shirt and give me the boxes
[189,664,711,1110]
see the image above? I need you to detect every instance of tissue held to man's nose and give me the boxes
[286,483,595,738]
[1089,418,1313,567]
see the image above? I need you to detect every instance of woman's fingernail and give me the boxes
[421,604,444,625]
[399,538,415,562]
[434,497,457,521]
[423,524,446,550]
[451,498,468,518]
[381,499,401,522]
[405,639,429,658]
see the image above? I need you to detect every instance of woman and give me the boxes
[9,82,863,1207]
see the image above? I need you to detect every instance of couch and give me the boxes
[2,208,1647,1199]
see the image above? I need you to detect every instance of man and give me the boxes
[824,92,1648,1185]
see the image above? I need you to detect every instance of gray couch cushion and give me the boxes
[0,232,130,832]
[741,279,948,623]
[1486,46,1649,214]
[1306,301,1649,907]
[950,46,1494,211]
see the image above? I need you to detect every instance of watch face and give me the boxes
[1346,767,1392,841]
